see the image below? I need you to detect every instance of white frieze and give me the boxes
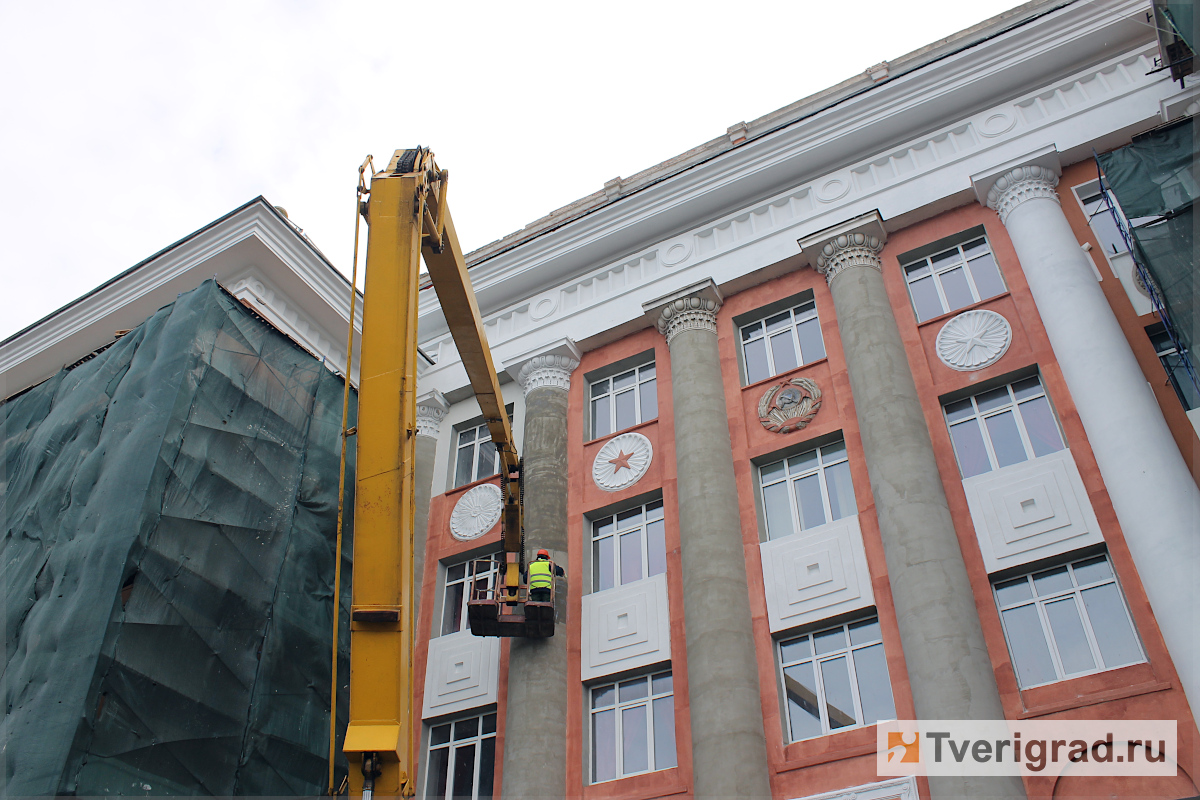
[935,309,1012,371]
[449,483,503,541]
[814,232,885,286]
[592,432,653,492]
[985,164,1060,224]
[516,353,578,396]
[758,377,823,434]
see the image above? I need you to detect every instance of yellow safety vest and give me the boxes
[528,559,554,591]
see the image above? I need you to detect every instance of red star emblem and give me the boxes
[608,449,634,473]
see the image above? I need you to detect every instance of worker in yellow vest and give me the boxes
[526,549,564,603]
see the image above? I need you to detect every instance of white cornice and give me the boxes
[1,200,364,398]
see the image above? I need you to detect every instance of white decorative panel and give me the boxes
[581,572,670,681]
[962,448,1103,574]
[422,631,501,719]
[760,516,874,634]
[790,776,918,800]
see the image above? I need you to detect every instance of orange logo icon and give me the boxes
[887,731,920,763]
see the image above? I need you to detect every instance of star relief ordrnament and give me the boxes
[935,309,1012,371]
[592,432,653,492]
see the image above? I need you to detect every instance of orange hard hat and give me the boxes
[536,549,550,559]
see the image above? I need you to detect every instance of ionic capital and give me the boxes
[814,232,885,286]
[643,279,724,348]
[504,338,581,397]
[986,164,1060,224]
[415,389,450,438]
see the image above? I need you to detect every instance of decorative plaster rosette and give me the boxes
[935,309,1012,371]
[758,377,822,434]
[449,483,503,541]
[592,432,653,492]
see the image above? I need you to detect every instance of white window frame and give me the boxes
[589,360,657,439]
[758,440,856,540]
[994,554,1145,689]
[440,554,498,636]
[452,420,501,488]
[777,617,895,741]
[424,710,497,800]
[943,376,1066,478]
[589,669,676,783]
[590,499,667,593]
[738,298,826,385]
[901,234,1006,322]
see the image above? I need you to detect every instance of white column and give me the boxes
[979,160,1200,712]
[413,389,449,622]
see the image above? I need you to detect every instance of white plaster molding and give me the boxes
[798,211,888,286]
[935,309,1013,371]
[503,337,580,397]
[789,776,918,800]
[591,432,653,492]
[985,164,1061,224]
[422,631,501,719]
[760,516,874,633]
[415,389,450,439]
[643,279,723,347]
[581,572,671,681]
[962,449,1103,574]
[449,483,503,541]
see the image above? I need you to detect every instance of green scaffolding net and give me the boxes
[1097,115,1197,357]
[3,280,354,796]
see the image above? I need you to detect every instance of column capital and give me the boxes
[970,147,1062,224]
[797,211,887,286]
[415,389,450,438]
[503,338,580,397]
[643,279,723,347]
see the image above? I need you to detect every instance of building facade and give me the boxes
[411,1,1200,798]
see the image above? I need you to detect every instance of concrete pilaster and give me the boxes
[800,215,1025,800]
[414,389,448,623]
[645,281,772,800]
[976,157,1200,715]
[500,342,578,800]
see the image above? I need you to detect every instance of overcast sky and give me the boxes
[1,0,1026,341]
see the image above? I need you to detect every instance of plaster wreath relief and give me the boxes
[935,309,1012,371]
[449,483,503,541]
[592,432,654,492]
[759,377,823,434]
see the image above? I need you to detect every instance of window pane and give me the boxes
[821,439,847,460]
[594,536,614,592]
[766,311,791,333]
[1018,396,1065,457]
[940,266,975,311]
[442,583,464,635]
[615,390,637,431]
[652,672,673,695]
[476,439,497,481]
[744,338,770,384]
[455,445,475,487]
[762,481,795,540]
[962,238,989,259]
[639,378,658,421]
[741,321,762,341]
[904,261,931,279]
[909,275,944,322]
[592,396,611,439]
[787,449,819,473]
[591,378,610,397]
[1045,597,1096,674]
[949,419,991,478]
[814,626,847,655]
[976,386,1012,412]
[592,709,616,782]
[447,563,466,582]
[619,531,643,585]
[793,473,827,530]
[853,643,896,724]
[617,507,643,528]
[458,428,477,447]
[967,252,1005,299]
[1082,584,1142,668]
[451,743,476,800]
[1033,567,1072,596]
[619,677,648,703]
[784,662,822,741]
[613,370,636,391]
[622,705,649,774]
[482,713,496,735]
[769,331,799,374]
[594,517,614,539]
[1072,556,1114,585]
[427,746,450,800]
[944,398,975,423]
[824,460,856,521]
[848,617,881,645]
[821,656,858,729]
[646,500,664,520]
[984,410,1028,468]
[431,724,452,746]
[479,737,496,800]
[653,696,677,769]
[592,684,615,709]
[795,317,826,363]
[994,578,1034,606]
[646,519,666,577]
[1001,605,1057,687]
[931,248,963,268]
[639,363,656,381]
[1011,376,1043,400]
[454,716,479,740]
[780,636,811,663]
[760,459,786,484]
